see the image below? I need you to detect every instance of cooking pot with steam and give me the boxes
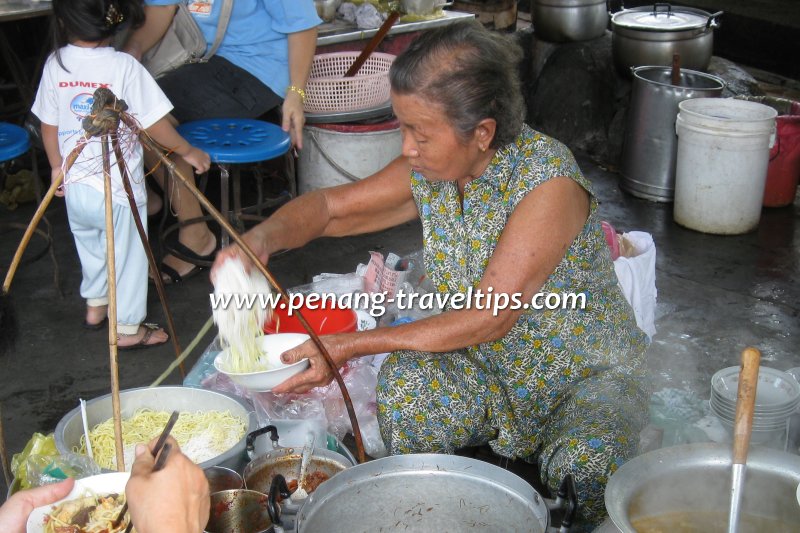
[610,3,723,73]
[269,453,579,532]
[603,442,800,532]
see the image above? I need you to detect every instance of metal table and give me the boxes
[316,10,475,47]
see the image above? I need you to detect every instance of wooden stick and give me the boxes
[671,53,681,86]
[732,347,760,465]
[101,135,125,472]
[0,403,12,488]
[112,137,185,376]
[2,140,89,293]
[344,11,400,78]
[127,117,367,464]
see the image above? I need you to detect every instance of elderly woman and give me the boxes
[213,20,649,528]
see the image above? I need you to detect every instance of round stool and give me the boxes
[175,118,292,250]
[1,122,54,268]
[0,123,30,163]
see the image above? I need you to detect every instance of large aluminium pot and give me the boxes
[275,454,578,532]
[604,442,800,532]
[610,3,723,73]
[533,0,608,43]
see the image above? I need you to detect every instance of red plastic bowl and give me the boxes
[263,302,357,335]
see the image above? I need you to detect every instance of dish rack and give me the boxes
[304,52,395,113]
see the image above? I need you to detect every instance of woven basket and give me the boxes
[304,52,395,113]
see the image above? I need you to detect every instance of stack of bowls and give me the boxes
[710,366,800,443]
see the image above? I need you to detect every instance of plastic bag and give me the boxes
[11,433,58,489]
[613,231,657,340]
[26,453,101,488]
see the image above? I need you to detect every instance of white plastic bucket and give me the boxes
[298,119,402,194]
[674,98,777,234]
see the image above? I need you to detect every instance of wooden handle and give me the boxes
[671,54,681,86]
[344,11,400,78]
[732,347,760,465]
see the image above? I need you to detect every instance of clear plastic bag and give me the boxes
[26,453,101,488]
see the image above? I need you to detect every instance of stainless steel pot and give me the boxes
[273,454,578,532]
[611,4,723,72]
[243,445,353,496]
[54,386,256,473]
[620,66,725,201]
[604,442,800,532]
[533,0,608,43]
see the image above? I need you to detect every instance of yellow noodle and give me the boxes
[45,492,131,533]
[76,409,246,471]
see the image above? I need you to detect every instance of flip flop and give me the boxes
[82,317,108,331]
[118,323,169,351]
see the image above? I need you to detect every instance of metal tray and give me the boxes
[304,101,394,124]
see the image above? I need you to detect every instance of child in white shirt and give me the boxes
[32,0,210,349]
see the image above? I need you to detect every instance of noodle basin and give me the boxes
[55,386,255,474]
[215,333,311,392]
[26,472,129,532]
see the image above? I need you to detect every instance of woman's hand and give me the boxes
[0,478,75,533]
[125,436,209,533]
[271,334,356,394]
[282,92,306,150]
[210,231,269,284]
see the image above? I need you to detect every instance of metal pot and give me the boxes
[206,489,272,533]
[243,445,353,496]
[610,3,723,72]
[54,386,256,473]
[533,0,608,43]
[271,454,578,532]
[604,442,800,532]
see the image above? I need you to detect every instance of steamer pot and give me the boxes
[533,0,608,43]
[604,442,800,532]
[610,4,723,72]
[269,454,578,532]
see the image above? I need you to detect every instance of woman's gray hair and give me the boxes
[390,20,525,148]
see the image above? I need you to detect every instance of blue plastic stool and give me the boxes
[0,123,30,163]
[176,118,292,247]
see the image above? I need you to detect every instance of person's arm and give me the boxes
[282,26,318,150]
[40,123,65,197]
[272,176,591,394]
[125,436,209,533]
[0,478,75,533]
[212,155,419,270]
[123,4,179,61]
[145,117,210,174]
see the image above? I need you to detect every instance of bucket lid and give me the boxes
[612,5,713,31]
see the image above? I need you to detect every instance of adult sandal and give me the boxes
[156,238,218,284]
[118,323,169,351]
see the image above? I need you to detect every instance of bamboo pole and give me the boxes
[0,403,12,488]
[2,140,89,293]
[112,137,184,376]
[126,116,367,464]
[101,135,125,472]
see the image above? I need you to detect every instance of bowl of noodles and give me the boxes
[55,386,255,474]
[214,333,311,392]
[26,472,130,533]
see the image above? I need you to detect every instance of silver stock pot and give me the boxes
[269,453,578,532]
[610,3,723,72]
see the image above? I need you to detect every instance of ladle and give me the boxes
[727,346,760,533]
[292,432,316,500]
[344,11,400,78]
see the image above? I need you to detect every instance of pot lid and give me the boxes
[612,5,712,31]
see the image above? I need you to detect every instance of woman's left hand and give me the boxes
[282,91,306,150]
[271,334,355,394]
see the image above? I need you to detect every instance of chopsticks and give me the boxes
[113,410,179,531]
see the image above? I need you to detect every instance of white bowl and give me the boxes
[27,472,130,532]
[214,333,310,392]
[711,366,800,408]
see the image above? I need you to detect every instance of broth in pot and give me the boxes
[630,510,796,533]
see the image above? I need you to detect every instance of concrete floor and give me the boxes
[2,148,799,501]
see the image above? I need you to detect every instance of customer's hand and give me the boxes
[282,91,306,150]
[0,478,75,533]
[181,146,211,175]
[125,436,210,533]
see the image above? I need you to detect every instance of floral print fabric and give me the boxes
[375,125,650,527]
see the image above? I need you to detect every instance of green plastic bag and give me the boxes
[10,433,58,489]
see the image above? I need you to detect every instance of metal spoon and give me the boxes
[292,432,316,500]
